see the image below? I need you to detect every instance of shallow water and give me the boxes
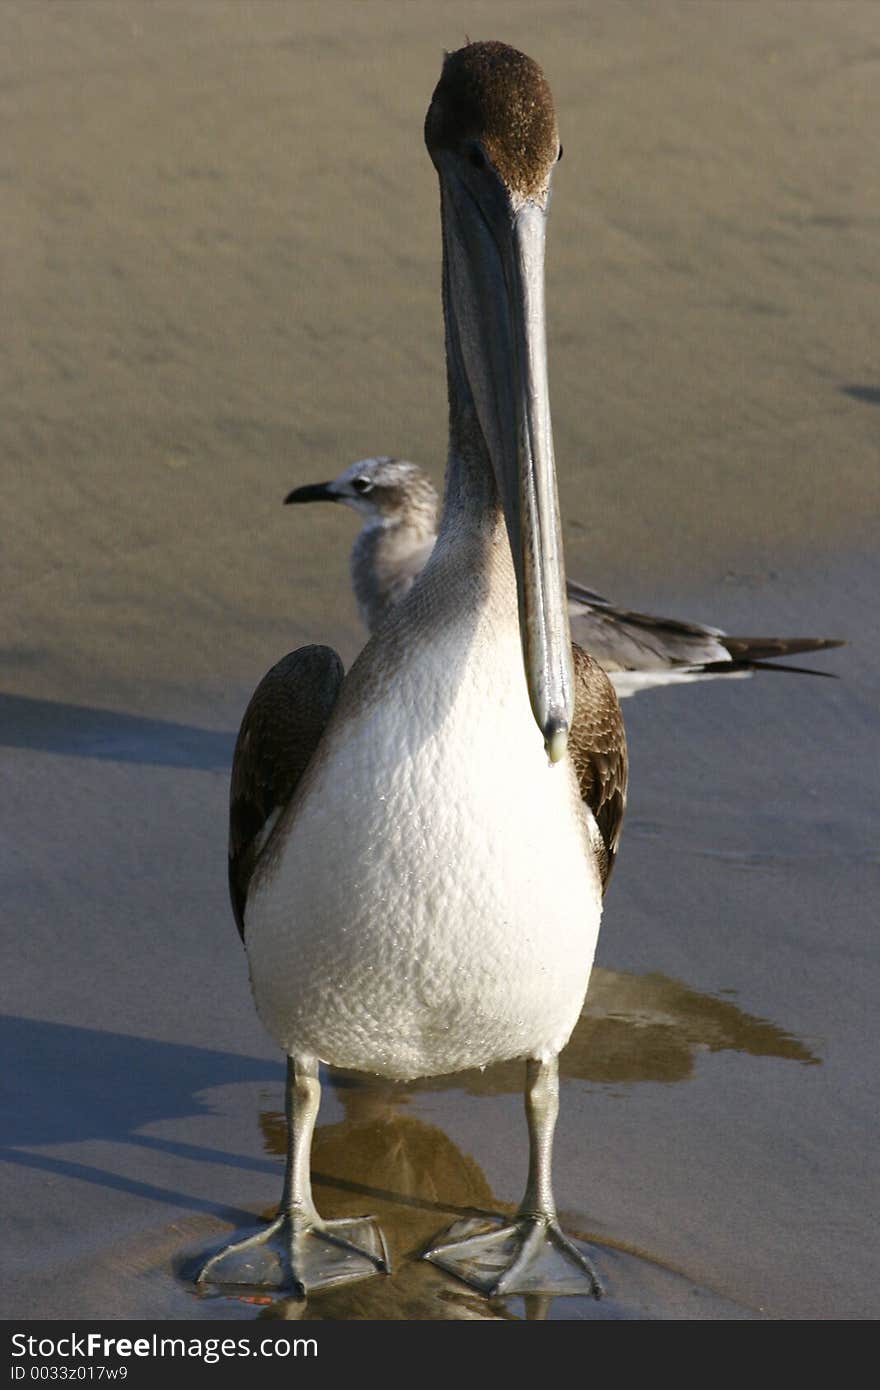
[2,1,878,1321]
[2,982,792,1321]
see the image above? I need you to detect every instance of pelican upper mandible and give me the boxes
[197,40,627,1299]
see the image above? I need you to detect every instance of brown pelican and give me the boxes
[197,41,626,1299]
[286,457,843,696]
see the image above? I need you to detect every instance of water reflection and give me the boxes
[251,1104,653,1320]
[552,966,818,1086]
[243,968,817,1319]
[263,1108,511,1321]
[330,967,819,1097]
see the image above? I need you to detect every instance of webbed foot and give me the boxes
[196,1211,390,1295]
[425,1214,602,1298]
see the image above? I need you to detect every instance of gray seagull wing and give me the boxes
[566,577,842,673]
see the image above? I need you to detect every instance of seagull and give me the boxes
[198,40,627,1300]
[286,457,843,697]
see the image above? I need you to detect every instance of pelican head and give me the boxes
[425,41,572,760]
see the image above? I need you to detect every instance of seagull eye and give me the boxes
[352,476,374,495]
[468,144,486,171]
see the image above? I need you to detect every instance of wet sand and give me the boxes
[2,2,878,1320]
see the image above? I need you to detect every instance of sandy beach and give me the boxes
[1,1,878,1320]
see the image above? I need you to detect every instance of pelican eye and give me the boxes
[351,476,374,495]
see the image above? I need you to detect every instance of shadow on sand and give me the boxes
[0,692,234,770]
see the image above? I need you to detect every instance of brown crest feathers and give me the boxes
[425,41,559,198]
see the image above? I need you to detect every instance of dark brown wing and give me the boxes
[569,642,628,892]
[228,644,344,940]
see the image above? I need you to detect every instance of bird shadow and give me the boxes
[840,384,880,407]
[0,1015,280,1222]
[0,692,234,770]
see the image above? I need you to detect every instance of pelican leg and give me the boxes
[196,1055,390,1294]
[424,1056,602,1298]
